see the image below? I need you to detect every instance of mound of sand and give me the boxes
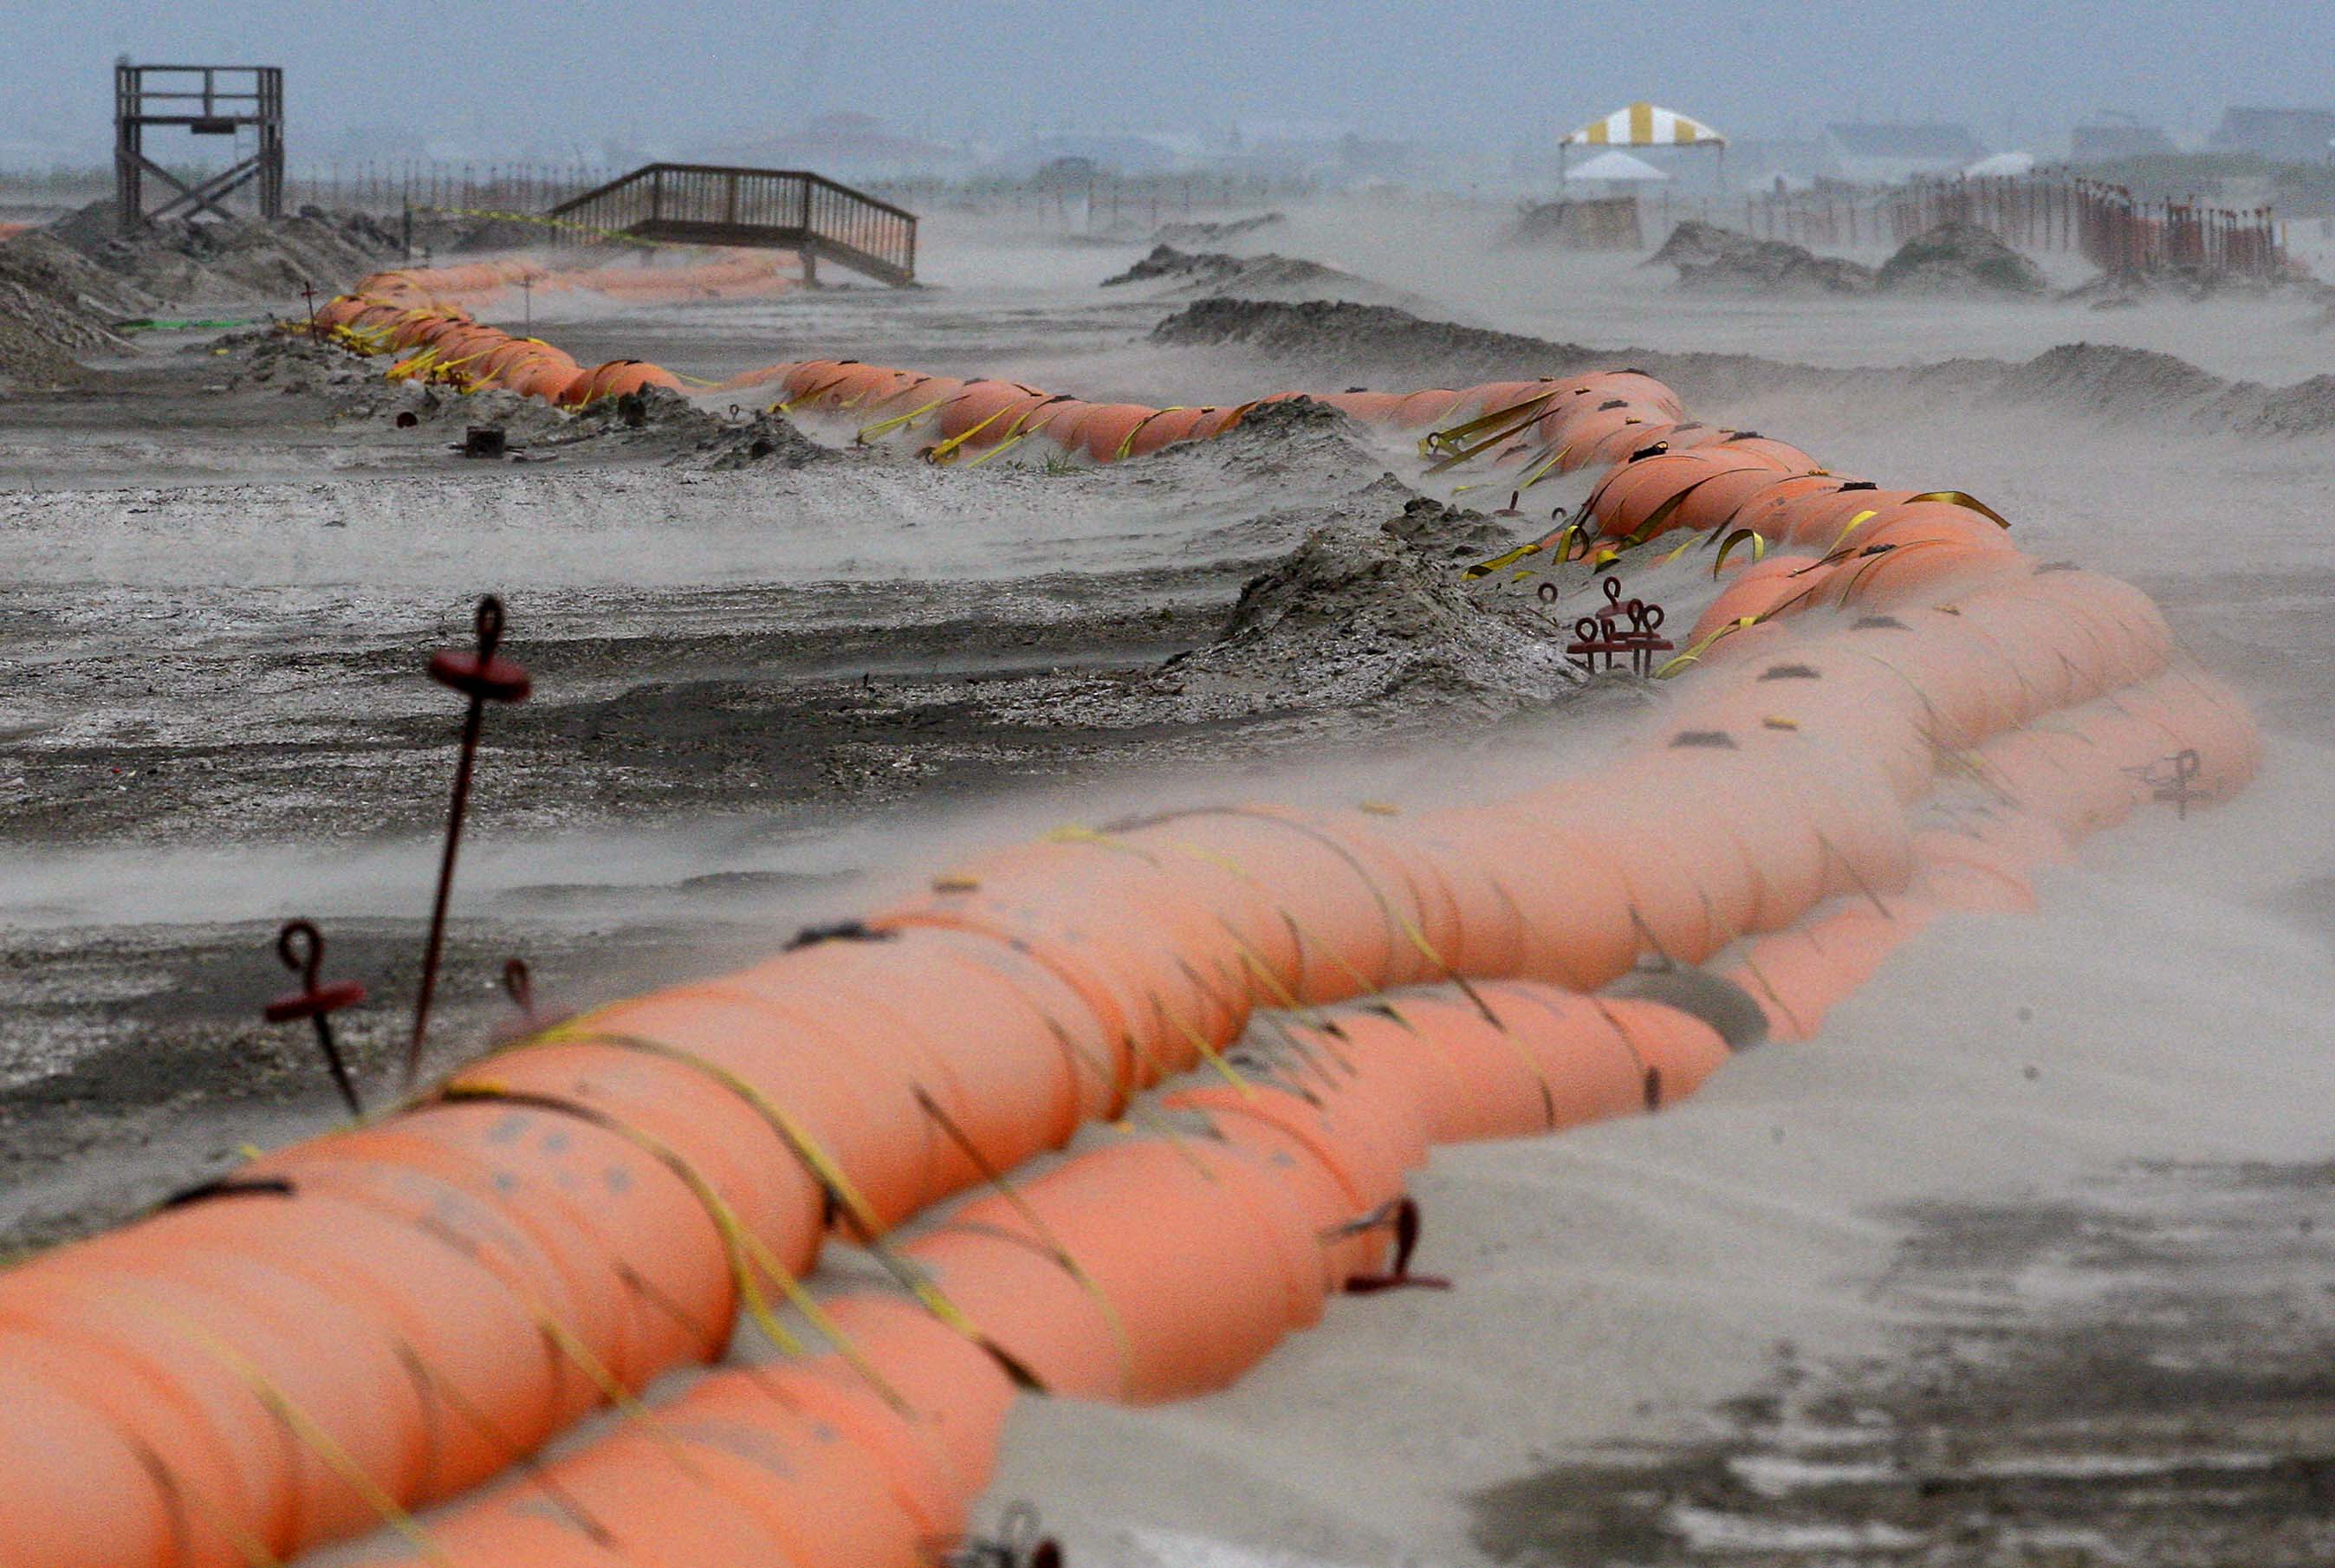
[1967,340,2333,437]
[1104,243,1424,308]
[1159,496,1586,719]
[1994,340,2227,415]
[3,230,161,321]
[1153,297,1602,387]
[0,242,136,354]
[0,316,85,391]
[1102,243,1412,307]
[1136,394,1401,488]
[1152,212,1283,248]
[223,326,839,464]
[410,211,558,256]
[1102,244,1245,287]
[0,235,141,388]
[689,406,831,470]
[1651,220,1876,295]
[1153,297,2335,438]
[45,202,400,308]
[1879,220,2046,296]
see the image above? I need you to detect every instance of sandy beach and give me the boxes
[5,198,2333,1565]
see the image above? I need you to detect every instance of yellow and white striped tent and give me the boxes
[1562,101,1727,147]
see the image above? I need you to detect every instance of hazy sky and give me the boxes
[6,1,2327,163]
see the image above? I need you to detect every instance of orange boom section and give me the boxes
[318,585,2248,1568]
[309,251,795,405]
[0,351,2263,1568]
[307,273,1697,458]
[730,357,1689,470]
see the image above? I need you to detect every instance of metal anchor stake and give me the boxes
[501,956,536,1020]
[937,1500,1062,1568]
[405,594,531,1089]
[2153,748,2203,820]
[1563,574,1673,676]
[263,919,366,1118]
[2124,748,2205,821]
[1338,1196,1452,1294]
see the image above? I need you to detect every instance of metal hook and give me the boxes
[277,917,324,992]
[502,956,535,1016]
[474,593,505,661]
[263,918,366,1118]
[1340,1196,1452,1294]
[408,594,532,1090]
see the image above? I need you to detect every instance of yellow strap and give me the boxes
[1713,527,1767,575]
[1832,536,1957,607]
[1823,508,1881,555]
[1907,489,2012,528]
[393,1341,617,1547]
[1515,439,1577,490]
[1814,831,1896,920]
[1732,943,1810,1038]
[924,403,1017,464]
[911,1085,1134,1390]
[1158,999,1255,1103]
[1410,979,1560,1128]
[1246,1007,1348,1090]
[774,367,859,415]
[853,391,955,443]
[533,1025,996,1352]
[1653,615,1760,677]
[1420,386,1562,456]
[119,1292,458,1566]
[959,398,1077,469]
[118,1422,284,1567]
[1423,398,1562,473]
[525,1302,711,1477]
[437,1083,911,1415]
[442,1082,801,1356]
[1048,820,1370,1076]
[1460,540,1545,581]
[1115,405,1184,462]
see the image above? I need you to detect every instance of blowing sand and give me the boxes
[5,199,2333,1564]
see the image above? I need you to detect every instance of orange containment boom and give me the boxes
[0,357,2262,1568]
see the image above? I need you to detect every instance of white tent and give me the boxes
[1964,150,2036,178]
[1567,149,1670,183]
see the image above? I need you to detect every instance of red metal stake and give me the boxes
[501,956,536,1020]
[263,919,367,1118]
[1340,1196,1453,1294]
[405,596,530,1089]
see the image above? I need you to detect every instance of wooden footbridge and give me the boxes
[548,163,918,287]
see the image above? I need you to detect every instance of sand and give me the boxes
[5,199,2334,1564]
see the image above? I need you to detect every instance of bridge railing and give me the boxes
[548,162,917,282]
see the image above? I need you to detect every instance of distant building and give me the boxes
[1822,123,1985,184]
[1214,119,1407,184]
[2210,107,2335,163]
[2070,119,2176,164]
[1723,137,1827,190]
